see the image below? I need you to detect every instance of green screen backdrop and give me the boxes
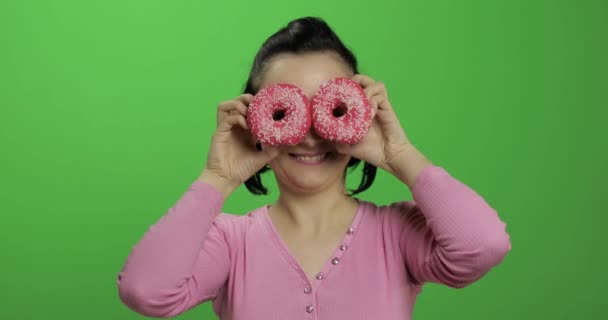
[1,0,606,319]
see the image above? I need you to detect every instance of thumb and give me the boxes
[335,142,352,155]
[253,143,279,167]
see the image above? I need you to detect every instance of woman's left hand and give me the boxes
[335,74,412,175]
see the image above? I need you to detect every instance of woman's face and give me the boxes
[257,51,355,194]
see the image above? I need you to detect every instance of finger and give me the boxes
[229,109,241,118]
[335,142,352,154]
[218,102,248,127]
[261,143,279,157]
[253,143,280,165]
[351,74,376,89]
[219,101,248,116]
[235,93,255,105]
[217,100,238,125]
[364,82,386,100]
[218,114,249,132]
[368,96,380,117]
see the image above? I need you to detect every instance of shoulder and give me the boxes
[211,205,268,238]
[202,205,268,260]
[362,199,418,221]
[359,199,423,234]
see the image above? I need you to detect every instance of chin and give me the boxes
[269,152,350,191]
[272,166,344,193]
[290,175,333,191]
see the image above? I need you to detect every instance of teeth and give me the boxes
[295,154,326,162]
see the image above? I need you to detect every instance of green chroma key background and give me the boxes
[1,0,606,319]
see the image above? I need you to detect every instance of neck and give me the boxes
[269,178,359,235]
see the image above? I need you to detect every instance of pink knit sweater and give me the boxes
[117,165,511,319]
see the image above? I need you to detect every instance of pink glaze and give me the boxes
[247,83,311,146]
[310,78,372,144]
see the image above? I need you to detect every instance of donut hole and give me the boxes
[332,104,348,118]
[272,109,286,121]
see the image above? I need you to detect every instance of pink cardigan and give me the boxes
[117,165,511,319]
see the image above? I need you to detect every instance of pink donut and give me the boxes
[246,83,311,146]
[310,78,372,144]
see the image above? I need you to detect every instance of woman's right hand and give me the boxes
[198,94,279,197]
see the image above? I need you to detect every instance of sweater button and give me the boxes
[346,227,355,235]
[304,286,312,294]
[316,272,325,280]
[306,305,315,313]
[331,257,340,265]
[339,243,348,251]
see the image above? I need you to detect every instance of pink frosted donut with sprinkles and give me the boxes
[310,77,373,144]
[246,83,311,146]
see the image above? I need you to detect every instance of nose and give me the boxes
[299,128,323,148]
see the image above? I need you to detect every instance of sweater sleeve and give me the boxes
[116,180,231,318]
[397,165,512,288]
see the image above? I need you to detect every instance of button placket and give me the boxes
[305,225,355,316]
[306,304,314,313]
[308,202,365,293]
[263,200,366,317]
[313,224,353,286]
[304,283,313,314]
[325,226,351,273]
[346,226,355,235]
[327,227,351,268]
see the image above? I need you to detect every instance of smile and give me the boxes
[288,152,330,165]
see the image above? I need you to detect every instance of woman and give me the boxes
[117,17,511,319]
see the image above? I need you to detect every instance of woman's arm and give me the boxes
[392,147,512,288]
[385,143,433,190]
[116,180,231,317]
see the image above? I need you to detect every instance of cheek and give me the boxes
[267,159,278,171]
[267,156,287,173]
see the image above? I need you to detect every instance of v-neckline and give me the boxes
[261,199,367,289]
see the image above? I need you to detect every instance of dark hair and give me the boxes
[242,16,377,196]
